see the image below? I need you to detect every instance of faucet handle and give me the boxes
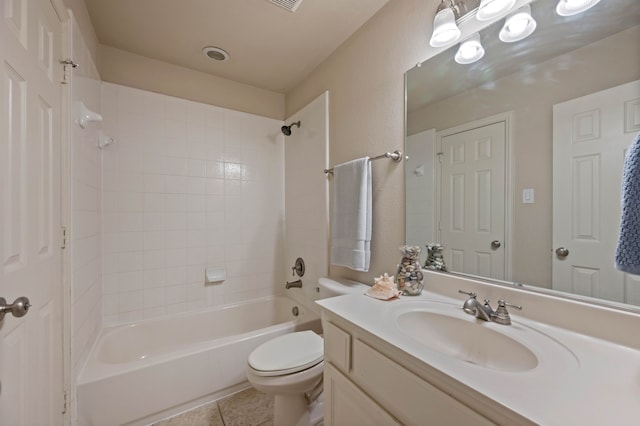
[493,299,522,325]
[458,289,477,298]
[497,299,522,310]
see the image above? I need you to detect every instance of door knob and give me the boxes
[0,297,31,321]
[555,247,570,258]
[491,240,501,249]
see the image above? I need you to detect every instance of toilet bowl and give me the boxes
[246,277,368,426]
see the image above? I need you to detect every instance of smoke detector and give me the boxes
[202,46,230,62]
[267,0,303,12]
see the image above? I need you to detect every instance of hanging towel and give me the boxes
[330,157,372,272]
[615,132,640,275]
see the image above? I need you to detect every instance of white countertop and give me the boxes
[317,288,640,426]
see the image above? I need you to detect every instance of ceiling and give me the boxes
[83,0,390,93]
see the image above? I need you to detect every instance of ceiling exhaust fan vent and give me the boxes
[268,0,303,12]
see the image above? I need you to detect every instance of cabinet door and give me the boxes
[325,363,400,426]
[353,340,495,425]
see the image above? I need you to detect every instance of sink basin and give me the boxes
[396,309,539,372]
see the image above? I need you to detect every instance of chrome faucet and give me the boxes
[286,279,302,289]
[458,290,522,325]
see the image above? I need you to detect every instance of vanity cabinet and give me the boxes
[323,319,495,425]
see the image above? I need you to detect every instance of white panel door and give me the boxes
[0,0,65,424]
[439,121,506,279]
[553,80,640,304]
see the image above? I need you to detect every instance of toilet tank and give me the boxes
[317,277,369,299]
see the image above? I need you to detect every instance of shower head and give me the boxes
[281,121,301,136]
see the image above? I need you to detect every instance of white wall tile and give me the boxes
[71,18,103,384]
[143,287,166,309]
[118,271,144,292]
[118,251,143,272]
[144,231,166,250]
[144,268,167,288]
[144,250,166,269]
[102,83,285,324]
[166,266,187,286]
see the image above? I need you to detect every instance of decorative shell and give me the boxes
[366,273,402,300]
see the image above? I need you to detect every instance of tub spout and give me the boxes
[286,279,302,289]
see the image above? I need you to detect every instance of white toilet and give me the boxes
[246,277,368,426]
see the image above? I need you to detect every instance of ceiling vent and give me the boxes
[268,0,303,13]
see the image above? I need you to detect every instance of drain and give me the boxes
[292,306,299,316]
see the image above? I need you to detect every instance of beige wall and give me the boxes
[63,1,284,120]
[99,45,285,120]
[286,0,441,284]
[407,26,640,287]
[63,0,99,63]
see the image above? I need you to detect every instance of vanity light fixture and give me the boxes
[476,0,516,21]
[455,32,485,64]
[499,4,537,42]
[429,3,462,47]
[555,0,601,16]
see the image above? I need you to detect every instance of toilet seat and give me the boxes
[248,331,324,377]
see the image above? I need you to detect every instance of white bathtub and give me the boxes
[77,296,321,426]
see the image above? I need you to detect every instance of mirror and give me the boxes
[405,0,640,309]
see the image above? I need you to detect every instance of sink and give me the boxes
[395,308,539,372]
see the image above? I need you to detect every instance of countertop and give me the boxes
[317,288,640,425]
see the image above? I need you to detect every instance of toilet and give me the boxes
[246,277,368,426]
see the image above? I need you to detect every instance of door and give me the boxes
[0,0,65,424]
[553,80,640,304]
[438,120,507,279]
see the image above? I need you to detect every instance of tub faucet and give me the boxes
[286,279,302,289]
[457,290,522,325]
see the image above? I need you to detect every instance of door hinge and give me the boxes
[59,58,78,84]
[61,226,68,249]
[62,390,68,414]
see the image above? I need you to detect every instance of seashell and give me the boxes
[367,273,402,300]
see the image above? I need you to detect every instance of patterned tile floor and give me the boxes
[153,388,274,426]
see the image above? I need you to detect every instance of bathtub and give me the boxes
[77,296,321,426]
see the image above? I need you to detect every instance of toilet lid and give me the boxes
[248,331,324,376]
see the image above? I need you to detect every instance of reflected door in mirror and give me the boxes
[552,80,640,304]
[439,120,506,280]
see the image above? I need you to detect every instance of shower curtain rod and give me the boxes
[324,150,403,174]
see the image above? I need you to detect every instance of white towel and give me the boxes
[330,157,372,272]
[615,132,640,275]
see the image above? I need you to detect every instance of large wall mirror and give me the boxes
[405,0,640,310]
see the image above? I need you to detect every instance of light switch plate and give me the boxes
[522,188,534,204]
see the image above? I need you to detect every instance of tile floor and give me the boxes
[153,387,274,426]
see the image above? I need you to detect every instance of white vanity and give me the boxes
[317,271,640,425]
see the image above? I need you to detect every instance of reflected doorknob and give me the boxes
[491,240,501,249]
[0,296,31,321]
[555,247,570,258]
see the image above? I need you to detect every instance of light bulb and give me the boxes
[499,5,537,43]
[556,0,601,16]
[477,0,516,21]
[429,7,461,47]
[567,0,590,7]
[507,17,528,34]
[455,33,485,65]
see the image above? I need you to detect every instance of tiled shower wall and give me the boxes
[70,13,102,377]
[101,83,285,325]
